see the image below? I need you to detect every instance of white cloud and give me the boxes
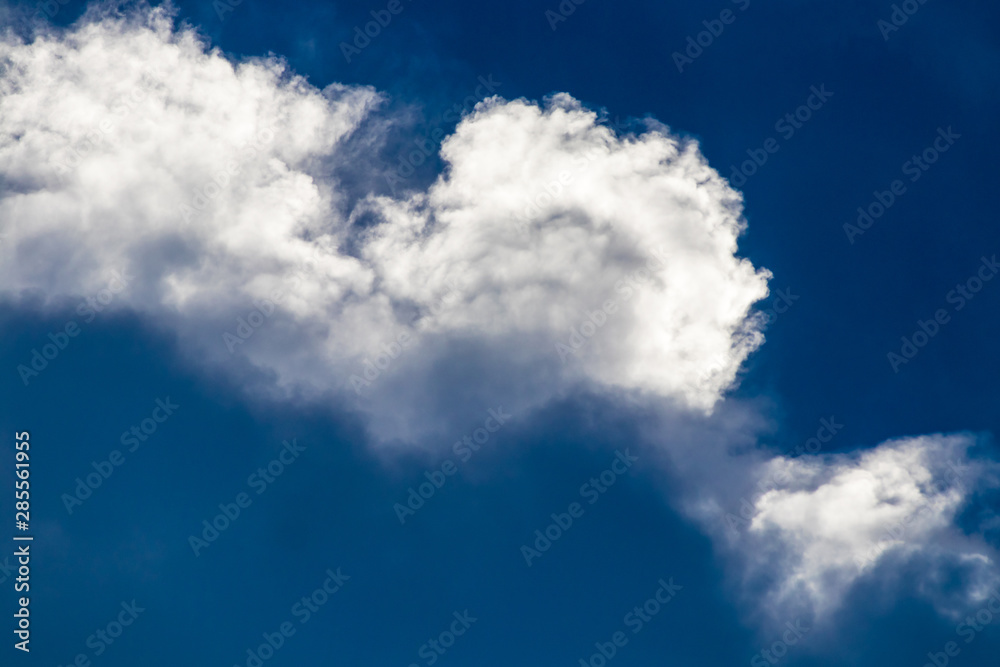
[728,434,1000,624]
[0,7,770,442]
[7,7,998,632]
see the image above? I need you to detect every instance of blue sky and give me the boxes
[1,1,1000,666]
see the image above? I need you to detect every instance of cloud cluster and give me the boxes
[0,7,770,442]
[3,6,997,633]
[729,434,1000,625]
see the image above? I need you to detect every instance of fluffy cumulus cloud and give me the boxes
[719,433,1000,625]
[4,5,997,632]
[0,6,770,441]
